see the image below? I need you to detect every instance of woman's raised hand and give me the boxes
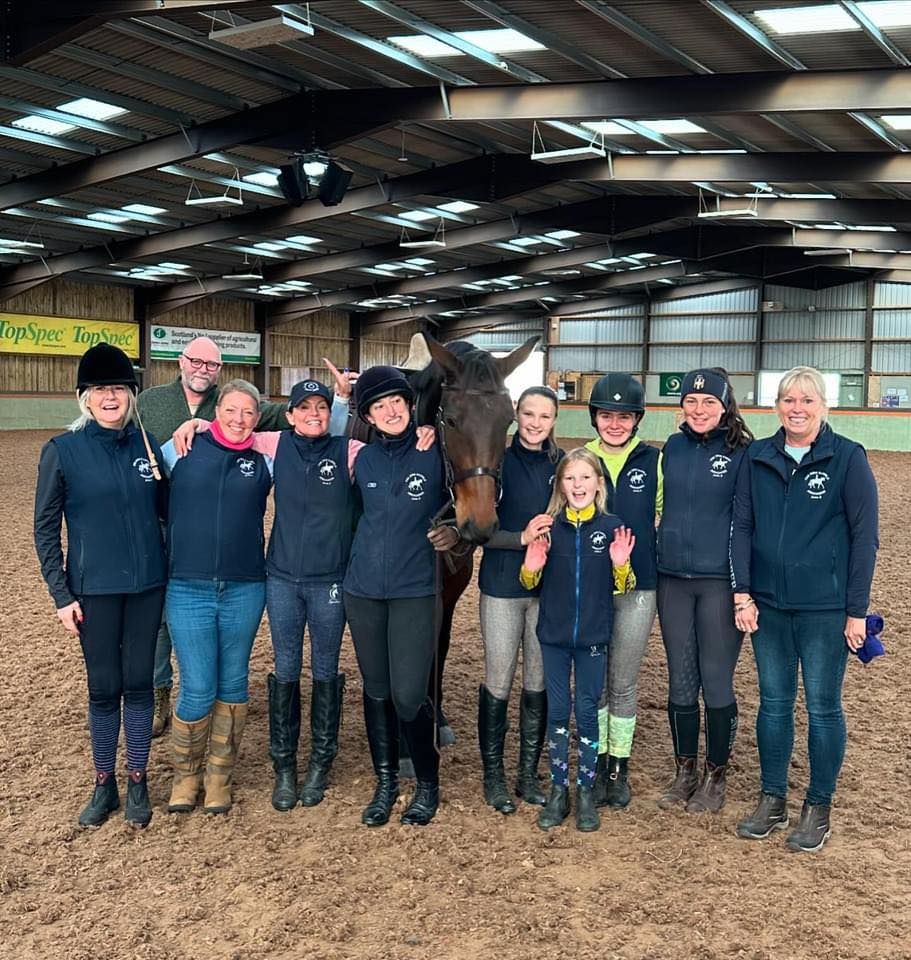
[172,418,206,457]
[521,513,553,546]
[323,357,359,400]
[57,600,83,636]
[609,526,636,566]
[415,425,436,451]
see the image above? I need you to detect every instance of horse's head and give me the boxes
[406,332,539,545]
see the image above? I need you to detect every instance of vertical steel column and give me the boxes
[135,287,150,391]
[754,282,765,406]
[254,301,270,395]
[864,276,875,408]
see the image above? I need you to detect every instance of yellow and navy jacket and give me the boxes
[586,438,661,590]
[520,504,635,648]
[730,424,878,616]
[658,423,749,580]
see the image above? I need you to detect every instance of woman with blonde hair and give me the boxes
[731,366,878,852]
[519,447,636,832]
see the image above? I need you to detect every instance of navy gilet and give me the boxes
[167,430,272,581]
[267,431,356,583]
[50,421,166,596]
[604,441,660,590]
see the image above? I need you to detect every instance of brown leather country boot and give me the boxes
[686,761,728,813]
[204,700,247,814]
[167,713,211,813]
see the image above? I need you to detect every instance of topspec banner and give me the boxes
[0,313,139,358]
[150,324,261,363]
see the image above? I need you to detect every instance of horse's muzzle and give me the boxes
[459,517,499,546]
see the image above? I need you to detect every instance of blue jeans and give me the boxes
[266,576,346,683]
[751,604,849,806]
[166,579,266,722]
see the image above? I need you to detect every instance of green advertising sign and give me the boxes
[659,373,684,397]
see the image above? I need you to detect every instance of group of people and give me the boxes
[34,334,879,853]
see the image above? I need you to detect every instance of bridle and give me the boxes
[431,382,512,529]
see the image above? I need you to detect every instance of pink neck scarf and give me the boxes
[210,419,255,451]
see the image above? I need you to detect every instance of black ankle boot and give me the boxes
[605,756,631,809]
[736,792,789,840]
[575,784,600,832]
[268,674,301,812]
[478,685,515,815]
[786,801,831,853]
[361,694,399,827]
[299,674,345,807]
[515,689,547,806]
[124,770,152,828]
[78,772,120,828]
[401,701,441,826]
[593,754,609,806]
[537,783,570,831]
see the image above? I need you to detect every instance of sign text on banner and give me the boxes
[0,313,139,358]
[150,325,261,363]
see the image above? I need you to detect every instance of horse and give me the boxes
[349,332,539,752]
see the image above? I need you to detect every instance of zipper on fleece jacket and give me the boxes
[572,518,582,648]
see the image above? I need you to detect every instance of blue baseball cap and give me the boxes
[288,379,333,410]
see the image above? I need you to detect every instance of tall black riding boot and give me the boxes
[401,701,440,826]
[268,674,301,812]
[299,674,345,807]
[478,685,516,815]
[361,693,399,827]
[515,688,547,806]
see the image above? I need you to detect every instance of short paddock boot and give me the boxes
[299,674,345,807]
[515,688,547,806]
[204,700,247,815]
[736,792,789,840]
[593,754,609,807]
[362,694,399,826]
[576,784,600,832]
[786,801,832,853]
[537,783,570,831]
[478,685,516,815]
[78,772,120,828]
[605,756,631,809]
[124,770,152,828]
[268,674,301,812]
[657,756,699,810]
[151,686,171,738]
[401,702,440,826]
[686,762,727,813]
[168,713,211,813]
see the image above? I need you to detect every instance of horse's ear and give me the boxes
[424,333,463,380]
[401,333,433,371]
[496,335,539,380]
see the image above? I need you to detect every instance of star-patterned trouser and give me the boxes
[540,643,606,786]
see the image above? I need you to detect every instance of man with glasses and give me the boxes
[137,335,294,737]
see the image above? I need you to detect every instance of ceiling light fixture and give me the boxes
[400,217,447,249]
[208,8,314,48]
[697,188,759,219]
[222,254,263,281]
[185,168,243,206]
[531,121,606,164]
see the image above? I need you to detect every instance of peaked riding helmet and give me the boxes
[354,365,415,422]
[76,343,139,394]
[588,373,646,428]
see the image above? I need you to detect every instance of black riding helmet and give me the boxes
[354,364,415,422]
[588,373,646,429]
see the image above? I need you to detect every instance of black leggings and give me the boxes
[657,575,742,708]
[78,588,165,711]
[343,593,436,722]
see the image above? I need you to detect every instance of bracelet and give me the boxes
[734,598,755,612]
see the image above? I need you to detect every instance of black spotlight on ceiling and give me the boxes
[278,151,353,207]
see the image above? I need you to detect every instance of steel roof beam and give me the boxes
[840,0,911,67]
[361,261,689,325]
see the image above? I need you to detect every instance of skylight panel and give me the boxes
[405,257,435,266]
[242,171,280,187]
[254,241,287,251]
[399,209,438,222]
[753,5,859,34]
[388,34,463,57]
[511,237,544,247]
[12,115,76,136]
[641,119,706,134]
[546,230,581,240]
[58,98,127,121]
[87,211,130,223]
[881,115,911,130]
[582,121,631,136]
[387,28,543,58]
[858,1,911,28]
[285,235,321,244]
[437,200,479,213]
[457,29,545,53]
[157,262,191,270]
[122,203,167,215]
